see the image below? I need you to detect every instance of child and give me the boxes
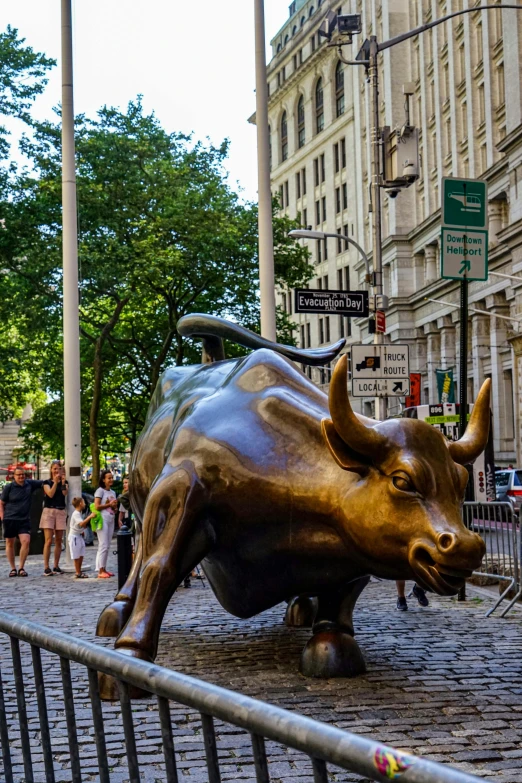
[69,497,97,579]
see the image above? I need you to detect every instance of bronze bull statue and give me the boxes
[97,315,488,698]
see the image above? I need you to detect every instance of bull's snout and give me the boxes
[435,529,486,570]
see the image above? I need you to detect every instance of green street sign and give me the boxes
[442,177,487,230]
[440,228,488,281]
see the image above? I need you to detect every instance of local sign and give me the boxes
[294,289,369,316]
[350,344,410,397]
[441,177,488,281]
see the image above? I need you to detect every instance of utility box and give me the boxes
[382,126,420,188]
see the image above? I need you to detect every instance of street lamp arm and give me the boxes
[323,232,371,281]
[378,4,522,52]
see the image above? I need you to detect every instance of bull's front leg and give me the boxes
[300,576,370,678]
[98,465,212,699]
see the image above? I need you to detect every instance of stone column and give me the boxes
[471,306,490,399]
[424,322,441,404]
[487,294,510,457]
[424,245,437,286]
[488,200,505,247]
[438,316,456,374]
[413,253,424,291]
[509,334,522,467]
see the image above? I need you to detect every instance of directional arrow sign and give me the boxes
[350,344,410,397]
[351,378,410,398]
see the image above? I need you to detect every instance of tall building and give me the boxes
[264,0,522,465]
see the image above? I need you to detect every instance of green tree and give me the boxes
[4,100,312,481]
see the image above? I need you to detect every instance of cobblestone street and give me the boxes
[0,544,521,782]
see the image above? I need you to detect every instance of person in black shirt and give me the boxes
[40,461,69,576]
[0,468,44,576]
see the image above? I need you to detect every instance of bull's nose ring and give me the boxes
[437,532,456,552]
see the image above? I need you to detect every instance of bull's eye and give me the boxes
[392,474,416,494]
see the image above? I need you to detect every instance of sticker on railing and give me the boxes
[374,747,416,779]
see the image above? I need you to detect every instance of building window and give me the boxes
[317,239,322,262]
[301,16,306,28]
[281,111,288,161]
[311,35,316,52]
[282,66,286,82]
[323,238,328,260]
[339,315,345,338]
[299,48,303,64]
[319,318,324,344]
[320,153,326,182]
[268,125,272,170]
[335,61,345,117]
[314,158,319,186]
[296,171,301,199]
[293,54,298,70]
[298,95,305,148]
[302,167,307,194]
[303,208,307,226]
[315,78,324,133]
[336,188,341,214]
[322,196,326,221]
[323,274,328,288]
[284,35,289,46]
[279,184,284,208]
[306,323,311,347]
[337,228,342,254]
[344,266,350,290]
[292,25,297,36]
[334,142,340,173]
[342,183,348,210]
[341,138,346,168]
[315,200,321,225]
[300,325,305,348]
[309,6,315,17]
[285,180,289,206]
[325,316,330,342]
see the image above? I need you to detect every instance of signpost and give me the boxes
[294,289,369,317]
[351,344,410,398]
[441,177,488,602]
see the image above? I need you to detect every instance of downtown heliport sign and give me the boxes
[440,177,488,281]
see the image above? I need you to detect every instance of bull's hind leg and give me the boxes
[96,534,143,638]
[99,466,212,700]
[300,576,370,678]
[285,596,318,627]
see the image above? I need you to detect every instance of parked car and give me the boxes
[495,469,522,516]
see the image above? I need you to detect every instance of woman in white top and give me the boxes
[94,469,118,578]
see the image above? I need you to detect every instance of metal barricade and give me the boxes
[463,501,521,617]
[0,610,483,783]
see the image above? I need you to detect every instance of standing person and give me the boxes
[396,581,429,611]
[0,467,44,577]
[94,469,118,578]
[118,477,131,529]
[40,461,68,576]
[69,497,98,579]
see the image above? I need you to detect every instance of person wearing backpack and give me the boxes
[0,467,45,577]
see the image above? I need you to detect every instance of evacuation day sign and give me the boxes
[440,177,488,281]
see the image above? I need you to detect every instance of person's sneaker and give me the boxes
[412,584,429,607]
[396,596,408,611]
[53,566,64,575]
[43,568,54,577]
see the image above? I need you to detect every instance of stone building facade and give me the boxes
[265,0,522,465]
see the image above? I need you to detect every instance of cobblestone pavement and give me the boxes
[0,544,521,782]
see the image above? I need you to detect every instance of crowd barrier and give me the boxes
[462,501,521,617]
[0,610,484,783]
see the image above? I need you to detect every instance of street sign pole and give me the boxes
[458,275,468,443]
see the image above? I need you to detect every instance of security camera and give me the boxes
[385,188,400,199]
[337,14,362,35]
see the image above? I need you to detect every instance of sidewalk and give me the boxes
[0,548,521,782]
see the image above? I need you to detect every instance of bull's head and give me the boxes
[322,355,488,595]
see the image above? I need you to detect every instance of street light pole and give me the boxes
[254,0,277,342]
[368,36,386,421]
[61,0,82,512]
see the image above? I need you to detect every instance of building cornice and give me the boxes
[496,124,522,155]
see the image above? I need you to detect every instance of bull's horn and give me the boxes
[329,354,389,459]
[448,378,491,465]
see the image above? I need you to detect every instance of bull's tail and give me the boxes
[177,313,345,367]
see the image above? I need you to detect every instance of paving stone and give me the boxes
[0,548,521,781]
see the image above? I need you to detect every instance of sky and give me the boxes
[0,0,290,202]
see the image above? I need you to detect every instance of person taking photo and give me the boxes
[40,461,68,576]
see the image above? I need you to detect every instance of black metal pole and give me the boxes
[458,277,468,602]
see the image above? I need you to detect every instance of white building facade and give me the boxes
[265,0,522,466]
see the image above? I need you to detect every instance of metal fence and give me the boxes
[463,501,521,617]
[0,610,484,783]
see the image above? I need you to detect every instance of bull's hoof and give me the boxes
[299,631,366,678]
[98,648,153,701]
[285,596,318,628]
[96,600,134,638]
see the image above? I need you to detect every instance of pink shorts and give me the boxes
[39,508,67,530]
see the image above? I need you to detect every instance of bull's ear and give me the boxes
[322,419,370,474]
